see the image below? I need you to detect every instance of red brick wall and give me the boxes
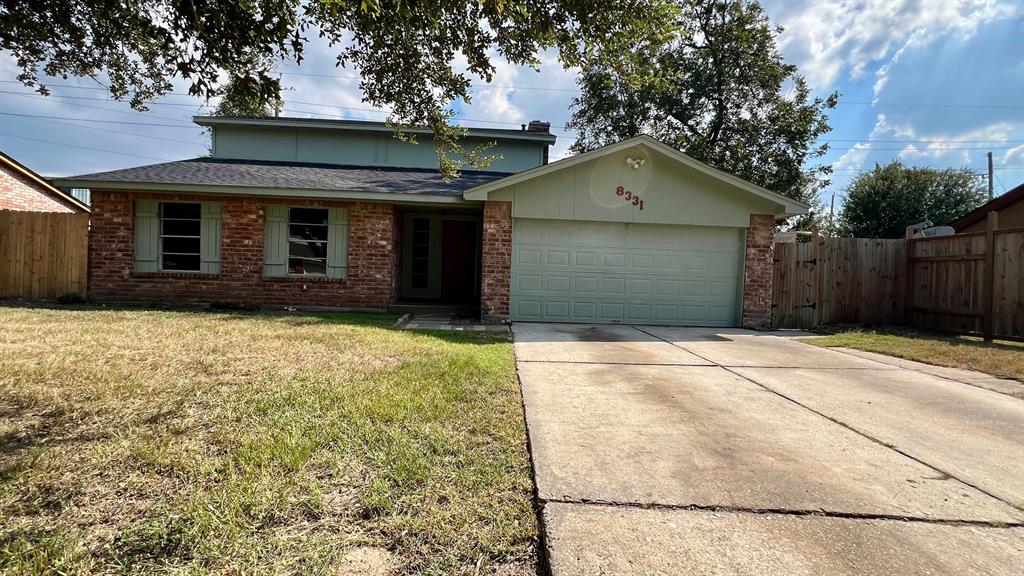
[89,191,399,309]
[742,213,775,328]
[480,201,512,320]
[0,164,77,212]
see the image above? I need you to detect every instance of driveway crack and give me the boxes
[630,325,1024,514]
[540,496,1024,528]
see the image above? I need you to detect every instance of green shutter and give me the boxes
[263,204,289,276]
[134,199,159,272]
[327,207,349,279]
[200,201,222,274]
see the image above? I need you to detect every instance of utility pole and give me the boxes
[987,151,994,200]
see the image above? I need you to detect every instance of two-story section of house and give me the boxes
[59,116,554,316]
[58,115,806,327]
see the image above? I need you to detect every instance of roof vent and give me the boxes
[527,120,550,133]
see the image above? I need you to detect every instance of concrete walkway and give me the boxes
[513,323,1024,576]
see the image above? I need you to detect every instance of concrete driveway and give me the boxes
[513,323,1024,575]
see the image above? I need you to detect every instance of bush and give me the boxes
[55,293,85,304]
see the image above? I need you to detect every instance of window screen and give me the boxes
[160,202,201,271]
[288,207,329,275]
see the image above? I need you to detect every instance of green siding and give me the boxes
[200,202,222,274]
[133,199,159,272]
[263,204,289,276]
[491,143,779,228]
[327,207,349,279]
[213,125,546,172]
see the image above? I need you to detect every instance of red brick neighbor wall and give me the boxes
[742,213,775,328]
[0,163,76,212]
[89,191,399,308]
[480,200,512,320]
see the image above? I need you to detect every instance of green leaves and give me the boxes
[839,161,987,238]
[567,0,837,225]
[0,0,679,179]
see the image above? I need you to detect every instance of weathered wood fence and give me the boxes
[0,210,89,299]
[772,213,1024,341]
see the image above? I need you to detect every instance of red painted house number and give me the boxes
[616,186,645,210]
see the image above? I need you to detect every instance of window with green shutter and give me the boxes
[134,200,221,273]
[263,205,348,278]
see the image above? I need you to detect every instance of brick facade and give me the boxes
[480,201,512,320]
[1,163,77,212]
[741,213,775,329]
[89,191,399,309]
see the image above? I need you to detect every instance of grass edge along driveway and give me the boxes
[807,326,1024,382]
[0,306,536,575]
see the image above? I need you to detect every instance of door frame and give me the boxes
[400,212,482,302]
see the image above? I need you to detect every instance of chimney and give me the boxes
[527,120,550,133]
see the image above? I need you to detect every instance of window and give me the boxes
[288,207,328,275]
[159,202,201,271]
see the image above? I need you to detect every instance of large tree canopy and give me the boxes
[566,0,838,226]
[0,0,678,177]
[839,161,987,239]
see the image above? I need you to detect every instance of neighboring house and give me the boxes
[951,182,1024,233]
[0,150,90,212]
[56,116,806,327]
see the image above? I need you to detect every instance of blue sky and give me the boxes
[1,0,1022,209]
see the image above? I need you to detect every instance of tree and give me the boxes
[0,0,678,178]
[213,76,284,118]
[566,0,838,227]
[838,161,987,238]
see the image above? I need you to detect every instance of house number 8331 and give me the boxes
[616,186,645,210]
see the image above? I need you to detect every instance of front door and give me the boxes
[401,214,481,303]
[441,219,479,303]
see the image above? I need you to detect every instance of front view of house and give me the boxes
[59,116,806,328]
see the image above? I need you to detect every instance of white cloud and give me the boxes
[887,120,1017,164]
[770,0,1021,90]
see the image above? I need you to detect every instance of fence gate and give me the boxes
[771,241,818,329]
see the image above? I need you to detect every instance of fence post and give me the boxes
[982,211,999,342]
[903,228,915,324]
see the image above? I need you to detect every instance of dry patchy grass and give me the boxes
[0,306,536,575]
[808,326,1024,382]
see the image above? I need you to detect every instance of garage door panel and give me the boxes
[512,219,741,326]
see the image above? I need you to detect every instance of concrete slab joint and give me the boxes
[512,322,1024,576]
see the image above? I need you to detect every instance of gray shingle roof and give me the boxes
[62,158,514,197]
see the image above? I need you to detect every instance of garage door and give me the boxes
[511,219,743,325]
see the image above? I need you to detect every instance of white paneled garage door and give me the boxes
[511,219,743,326]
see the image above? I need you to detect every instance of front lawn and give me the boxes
[0,306,535,575]
[807,326,1024,382]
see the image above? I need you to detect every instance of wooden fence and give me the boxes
[772,237,905,330]
[0,210,89,299]
[772,213,1024,341]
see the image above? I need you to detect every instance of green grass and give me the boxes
[807,326,1024,382]
[0,306,535,575]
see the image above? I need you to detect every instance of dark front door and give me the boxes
[401,213,481,303]
[441,219,478,303]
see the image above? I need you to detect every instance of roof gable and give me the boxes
[951,182,1024,231]
[0,151,90,212]
[464,135,808,217]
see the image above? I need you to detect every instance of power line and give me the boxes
[0,133,177,161]
[6,74,1023,109]
[0,112,204,128]
[29,116,208,146]
[0,89,213,109]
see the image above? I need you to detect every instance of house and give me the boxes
[1,150,90,212]
[951,182,1024,233]
[55,116,806,327]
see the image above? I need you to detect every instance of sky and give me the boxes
[1,0,1022,211]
